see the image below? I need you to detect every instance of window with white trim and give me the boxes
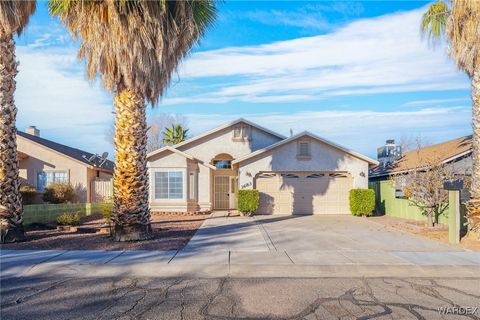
[37,171,68,191]
[155,171,183,199]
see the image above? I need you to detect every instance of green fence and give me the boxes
[23,203,112,225]
[369,180,467,227]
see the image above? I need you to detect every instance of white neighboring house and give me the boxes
[147,119,378,215]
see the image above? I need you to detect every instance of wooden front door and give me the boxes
[214,176,230,209]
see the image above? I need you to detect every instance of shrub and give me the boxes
[237,190,259,217]
[349,189,375,216]
[42,183,75,204]
[20,185,37,205]
[56,212,81,226]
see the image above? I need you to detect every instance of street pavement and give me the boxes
[1,276,479,319]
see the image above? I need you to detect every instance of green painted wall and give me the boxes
[23,203,112,225]
[369,180,452,225]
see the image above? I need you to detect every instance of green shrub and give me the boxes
[56,212,81,226]
[349,189,375,216]
[42,183,75,204]
[237,190,259,216]
[20,185,37,205]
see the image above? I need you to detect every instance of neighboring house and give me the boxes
[369,136,472,197]
[17,126,114,203]
[147,119,378,215]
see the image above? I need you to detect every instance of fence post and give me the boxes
[448,190,461,244]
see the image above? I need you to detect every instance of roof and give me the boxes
[232,131,379,166]
[17,131,114,172]
[147,146,216,170]
[147,118,286,159]
[370,135,472,177]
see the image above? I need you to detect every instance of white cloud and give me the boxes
[15,45,114,156]
[185,107,471,158]
[403,97,470,107]
[167,7,469,104]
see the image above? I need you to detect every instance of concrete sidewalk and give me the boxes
[2,247,479,279]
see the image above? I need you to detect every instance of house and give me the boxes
[147,119,378,215]
[17,126,114,203]
[369,136,472,198]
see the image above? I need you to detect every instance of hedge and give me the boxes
[237,190,259,216]
[349,189,375,216]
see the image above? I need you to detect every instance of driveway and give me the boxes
[184,212,460,252]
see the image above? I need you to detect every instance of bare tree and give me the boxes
[397,134,431,153]
[402,150,453,227]
[105,113,188,153]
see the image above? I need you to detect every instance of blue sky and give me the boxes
[14,1,471,158]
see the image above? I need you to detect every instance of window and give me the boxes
[213,160,232,169]
[37,171,68,191]
[189,173,196,200]
[281,173,299,178]
[299,142,309,156]
[306,173,325,178]
[233,125,251,140]
[155,171,183,199]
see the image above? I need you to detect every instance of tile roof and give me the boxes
[17,131,114,172]
[370,135,472,177]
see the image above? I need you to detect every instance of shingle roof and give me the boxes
[17,131,114,172]
[370,135,472,177]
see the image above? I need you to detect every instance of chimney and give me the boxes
[26,126,40,137]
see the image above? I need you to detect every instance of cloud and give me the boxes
[15,45,115,156]
[184,107,471,158]
[166,7,468,105]
[245,10,330,31]
[403,97,470,107]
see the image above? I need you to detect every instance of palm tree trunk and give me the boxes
[112,88,152,241]
[467,69,480,237]
[0,35,25,243]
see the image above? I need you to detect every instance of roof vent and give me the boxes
[26,126,40,137]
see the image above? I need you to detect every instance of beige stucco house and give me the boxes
[17,126,114,203]
[147,119,378,215]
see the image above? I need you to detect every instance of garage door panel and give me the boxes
[255,172,352,215]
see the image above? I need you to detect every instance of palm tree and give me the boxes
[421,1,480,237]
[49,0,216,241]
[0,1,36,243]
[162,124,189,145]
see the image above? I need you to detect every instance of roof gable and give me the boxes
[147,146,216,170]
[17,131,114,172]
[232,131,378,165]
[147,118,286,159]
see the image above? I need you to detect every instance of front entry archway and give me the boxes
[211,153,237,210]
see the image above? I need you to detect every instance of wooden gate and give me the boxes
[90,178,113,203]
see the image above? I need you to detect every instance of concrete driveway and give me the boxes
[184,212,459,252]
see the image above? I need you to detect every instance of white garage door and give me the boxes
[255,172,352,215]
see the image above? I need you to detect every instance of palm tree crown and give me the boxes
[162,124,189,145]
[0,0,36,38]
[421,0,480,77]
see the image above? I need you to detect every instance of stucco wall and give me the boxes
[238,138,370,190]
[177,124,282,163]
[18,136,90,202]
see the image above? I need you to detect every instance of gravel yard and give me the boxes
[0,214,207,251]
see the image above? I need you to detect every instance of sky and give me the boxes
[14,1,472,159]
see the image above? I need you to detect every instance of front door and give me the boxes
[214,176,230,209]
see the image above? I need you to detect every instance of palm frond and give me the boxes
[421,0,450,45]
[0,0,36,38]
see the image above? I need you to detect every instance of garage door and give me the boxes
[255,172,352,215]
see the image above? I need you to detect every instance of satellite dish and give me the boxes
[101,152,108,159]
[88,155,96,162]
